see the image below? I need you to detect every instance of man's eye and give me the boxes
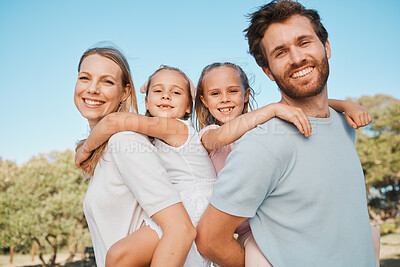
[300,41,310,46]
[276,50,286,57]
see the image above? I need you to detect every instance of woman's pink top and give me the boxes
[199,125,250,235]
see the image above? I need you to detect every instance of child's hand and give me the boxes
[271,103,312,137]
[343,102,372,129]
[75,143,92,170]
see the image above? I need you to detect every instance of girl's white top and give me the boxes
[153,119,217,267]
[83,131,181,267]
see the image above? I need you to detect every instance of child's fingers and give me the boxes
[345,115,358,129]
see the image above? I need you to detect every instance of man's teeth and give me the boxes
[84,99,103,105]
[291,67,314,78]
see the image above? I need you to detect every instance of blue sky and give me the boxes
[0,0,399,164]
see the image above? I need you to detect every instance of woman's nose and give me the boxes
[87,82,100,94]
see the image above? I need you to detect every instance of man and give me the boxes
[196,1,375,266]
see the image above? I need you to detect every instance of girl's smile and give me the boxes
[200,66,250,125]
[145,69,191,119]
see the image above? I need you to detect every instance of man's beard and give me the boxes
[272,55,329,99]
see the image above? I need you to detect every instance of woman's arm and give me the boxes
[75,112,188,168]
[328,99,372,129]
[201,103,311,152]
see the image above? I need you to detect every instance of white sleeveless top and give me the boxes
[152,119,216,267]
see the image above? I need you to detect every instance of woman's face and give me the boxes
[74,54,130,128]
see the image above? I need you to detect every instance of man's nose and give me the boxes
[289,47,306,66]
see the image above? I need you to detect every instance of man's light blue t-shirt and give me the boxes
[210,108,375,266]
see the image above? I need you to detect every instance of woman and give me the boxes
[74,46,195,267]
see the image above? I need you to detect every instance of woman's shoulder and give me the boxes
[109,131,152,145]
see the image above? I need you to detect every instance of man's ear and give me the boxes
[324,39,331,59]
[200,95,208,108]
[262,67,275,82]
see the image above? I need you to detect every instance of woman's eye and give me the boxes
[79,76,89,80]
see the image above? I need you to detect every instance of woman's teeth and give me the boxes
[291,67,314,79]
[84,99,104,106]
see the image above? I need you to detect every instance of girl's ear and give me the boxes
[244,88,250,103]
[200,95,208,108]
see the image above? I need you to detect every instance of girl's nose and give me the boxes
[161,91,171,100]
[221,92,230,103]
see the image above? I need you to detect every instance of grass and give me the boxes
[1,234,400,266]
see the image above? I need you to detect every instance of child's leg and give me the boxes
[106,226,159,267]
[371,224,380,267]
[237,225,272,267]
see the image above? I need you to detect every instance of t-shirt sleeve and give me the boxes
[210,129,282,218]
[108,132,181,217]
[198,124,220,139]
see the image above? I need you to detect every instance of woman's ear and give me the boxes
[145,96,149,111]
[122,84,131,101]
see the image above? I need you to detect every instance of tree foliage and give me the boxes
[355,94,400,219]
[0,150,90,266]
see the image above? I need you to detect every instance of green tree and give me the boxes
[355,94,400,220]
[1,150,90,266]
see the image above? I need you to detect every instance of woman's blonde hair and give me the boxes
[195,62,255,130]
[75,46,137,176]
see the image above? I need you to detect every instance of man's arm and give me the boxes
[196,204,247,267]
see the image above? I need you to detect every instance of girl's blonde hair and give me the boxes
[195,62,255,130]
[75,46,137,176]
[144,65,193,120]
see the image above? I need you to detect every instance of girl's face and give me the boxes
[200,66,250,125]
[145,69,191,119]
[74,54,130,128]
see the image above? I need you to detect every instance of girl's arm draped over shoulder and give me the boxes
[201,103,311,152]
[328,99,372,129]
[75,112,188,168]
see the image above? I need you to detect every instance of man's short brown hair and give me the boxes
[244,0,328,68]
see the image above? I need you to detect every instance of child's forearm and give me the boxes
[328,99,348,113]
[84,113,139,152]
[202,104,276,151]
[85,113,189,152]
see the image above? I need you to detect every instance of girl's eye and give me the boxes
[230,90,238,93]
[105,80,114,85]
[173,91,181,95]
[153,89,162,93]
[211,92,219,96]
